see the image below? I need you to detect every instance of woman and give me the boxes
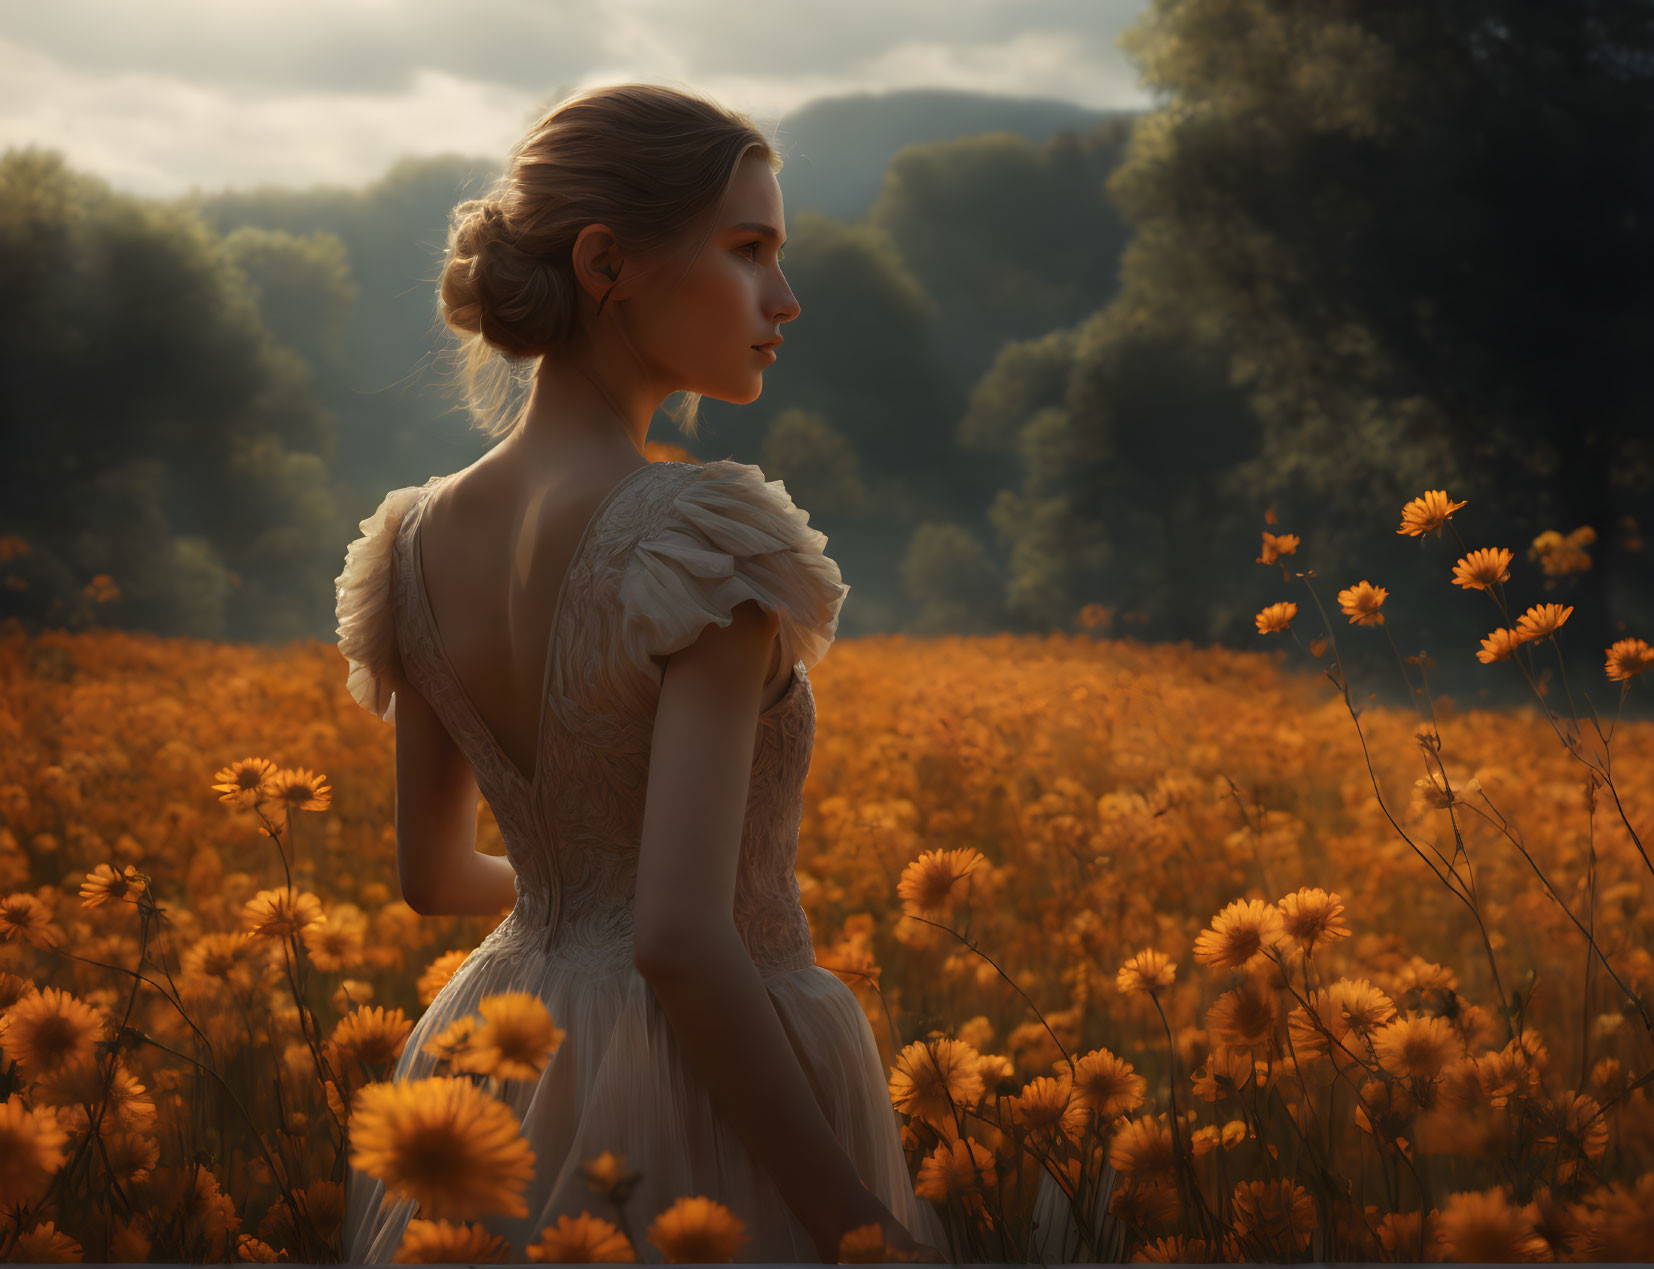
[334,82,950,1263]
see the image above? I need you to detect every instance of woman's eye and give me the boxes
[742,242,786,264]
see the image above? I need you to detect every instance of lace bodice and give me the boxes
[333,459,850,976]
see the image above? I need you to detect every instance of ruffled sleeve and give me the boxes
[334,483,428,722]
[616,460,850,687]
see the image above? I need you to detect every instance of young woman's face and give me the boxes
[624,151,801,404]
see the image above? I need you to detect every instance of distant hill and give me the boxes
[762,88,1130,221]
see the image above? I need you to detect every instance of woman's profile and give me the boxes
[333,82,951,1263]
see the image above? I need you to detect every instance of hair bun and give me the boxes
[439,198,571,358]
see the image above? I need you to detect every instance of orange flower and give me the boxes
[327,1005,412,1070]
[1007,1073,1088,1147]
[889,1037,986,1130]
[210,757,278,809]
[1605,636,1654,681]
[1397,489,1468,536]
[645,1195,749,1263]
[528,1212,636,1263]
[1232,1177,1316,1252]
[1117,948,1176,994]
[452,992,565,1083]
[897,847,985,915]
[1451,547,1513,590]
[418,949,473,1006]
[5,1221,82,1262]
[0,986,105,1080]
[84,573,121,604]
[580,1150,643,1207]
[1371,1015,1464,1079]
[915,1136,996,1211]
[349,1076,535,1222]
[79,863,147,908]
[1059,1048,1146,1120]
[396,1217,513,1263]
[1430,1188,1549,1262]
[1529,527,1595,577]
[1276,888,1351,954]
[1257,531,1299,565]
[241,887,327,941]
[0,893,62,950]
[1337,581,1387,626]
[1255,602,1297,634]
[1194,899,1288,971]
[1108,1114,1177,1177]
[1512,602,1573,642]
[422,1015,480,1072]
[1475,627,1526,664]
[0,1099,72,1207]
[264,767,332,814]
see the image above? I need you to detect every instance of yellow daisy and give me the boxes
[1431,1188,1549,1262]
[896,847,986,915]
[241,888,327,941]
[1116,949,1176,994]
[79,863,147,908]
[0,1099,72,1207]
[1275,888,1351,955]
[395,1217,512,1263]
[1513,602,1572,642]
[1451,547,1512,590]
[349,1076,535,1222]
[644,1195,749,1264]
[1397,489,1468,536]
[889,1037,986,1130]
[1371,1014,1464,1079]
[1256,531,1299,565]
[0,893,62,950]
[1107,1114,1176,1177]
[1193,899,1287,971]
[1254,601,1297,634]
[1475,627,1527,664]
[1337,581,1387,626]
[0,986,105,1080]
[1605,636,1654,682]
[210,757,277,809]
[914,1136,996,1206]
[454,992,566,1083]
[328,1005,413,1070]
[527,1212,636,1262]
[1232,1177,1316,1252]
[265,767,332,814]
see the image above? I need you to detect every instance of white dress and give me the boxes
[332,458,956,1263]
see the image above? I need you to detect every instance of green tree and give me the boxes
[1105,0,1654,658]
[869,124,1133,382]
[0,147,345,640]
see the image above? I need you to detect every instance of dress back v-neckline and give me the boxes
[407,461,675,792]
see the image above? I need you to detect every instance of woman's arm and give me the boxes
[638,928,894,1261]
[416,849,519,917]
[632,600,899,1262]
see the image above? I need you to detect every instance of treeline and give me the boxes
[2,0,1649,709]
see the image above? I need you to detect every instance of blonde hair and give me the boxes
[436,82,781,442]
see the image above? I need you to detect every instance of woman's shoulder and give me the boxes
[613,457,850,685]
[333,476,443,720]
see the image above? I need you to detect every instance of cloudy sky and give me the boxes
[0,0,1154,201]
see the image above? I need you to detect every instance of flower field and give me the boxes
[1,490,1652,1262]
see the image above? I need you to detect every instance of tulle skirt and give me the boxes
[341,951,951,1263]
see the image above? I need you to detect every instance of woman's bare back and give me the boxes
[415,446,790,780]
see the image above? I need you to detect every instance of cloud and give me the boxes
[0,0,1151,198]
[0,35,539,197]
